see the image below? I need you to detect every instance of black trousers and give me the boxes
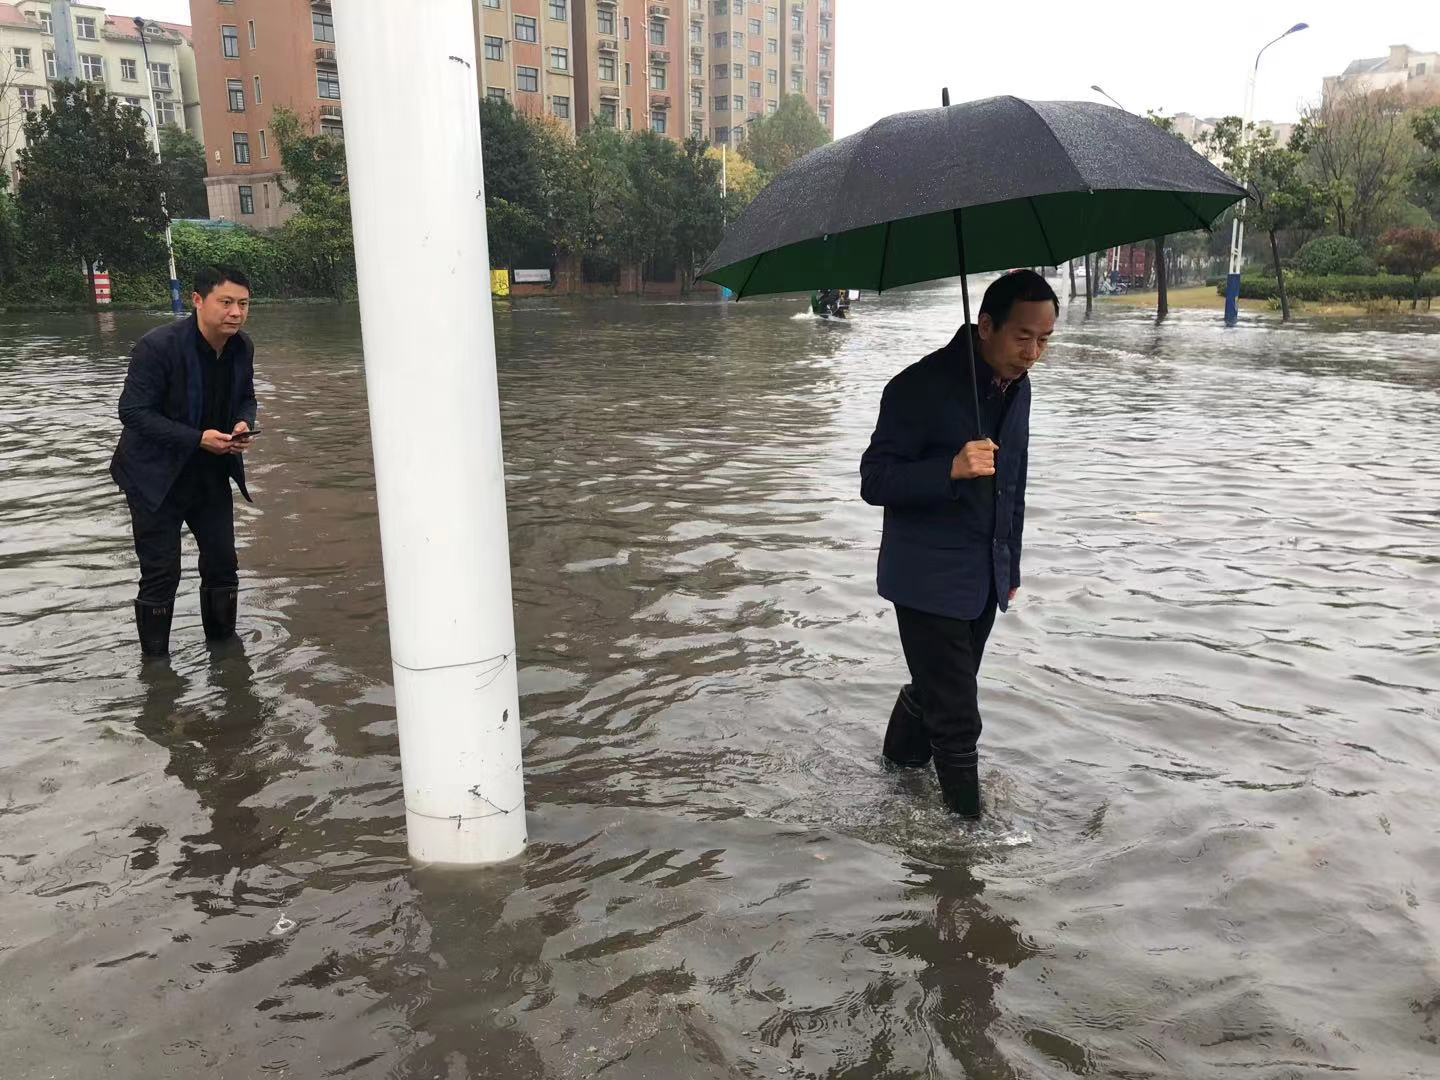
[894,591,999,758]
[127,484,238,605]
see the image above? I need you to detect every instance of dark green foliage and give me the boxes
[1292,235,1376,276]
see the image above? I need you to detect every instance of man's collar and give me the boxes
[947,323,1013,391]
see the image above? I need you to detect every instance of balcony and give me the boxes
[650,93,672,109]
[314,47,337,65]
[791,30,804,42]
[319,104,342,119]
[690,43,704,55]
[595,0,617,6]
[649,48,671,63]
[648,3,670,17]
[597,37,618,53]
[598,88,620,100]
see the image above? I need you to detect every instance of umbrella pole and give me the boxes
[952,208,984,440]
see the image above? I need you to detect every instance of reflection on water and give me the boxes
[1,288,1437,1078]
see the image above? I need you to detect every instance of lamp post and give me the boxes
[134,17,184,316]
[1224,22,1308,326]
[1090,84,1126,111]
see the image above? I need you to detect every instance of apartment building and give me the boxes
[0,0,199,180]
[188,0,345,227]
[474,0,577,130]
[1323,44,1439,104]
[571,0,833,146]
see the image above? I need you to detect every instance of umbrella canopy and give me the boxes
[700,96,1247,298]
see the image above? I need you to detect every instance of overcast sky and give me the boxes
[120,0,1437,135]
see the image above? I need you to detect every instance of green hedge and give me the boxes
[1219,273,1440,302]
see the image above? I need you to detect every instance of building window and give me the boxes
[227,78,245,110]
[549,0,567,19]
[732,31,742,48]
[259,128,268,157]
[791,42,802,61]
[41,50,57,79]
[790,69,802,91]
[263,183,271,209]
[749,50,760,66]
[749,80,760,98]
[650,65,666,90]
[13,46,31,71]
[253,75,263,103]
[790,8,802,30]
[484,36,503,61]
[712,125,728,144]
[312,11,335,42]
[732,62,742,78]
[124,95,141,108]
[486,86,506,105]
[651,110,666,133]
[732,94,743,110]
[18,87,37,111]
[732,0,742,11]
[690,54,702,76]
[598,54,616,81]
[711,32,725,48]
[624,61,631,84]
[713,95,728,111]
[819,16,830,39]
[238,185,254,215]
[1416,62,1427,76]
[516,65,538,92]
[149,62,171,90]
[515,15,537,42]
[248,19,256,47]
[317,69,341,99]
[222,25,240,58]
[232,131,250,163]
[157,98,177,125]
[767,5,778,21]
[710,0,724,14]
[819,74,829,96]
[120,57,137,81]
[75,15,96,39]
[767,38,777,54]
[748,17,761,34]
[819,104,829,125]
[597,8,614,34]
[691,86,703,109]
[713,63,727,79]
[767,68,777,85]
[649,19,664,45]
[39,10,52,33]
[483,0,500,6]
[599,100,617,126]
[766,98,777,113]
[690,21,702,43]
[321,118,343,142]
[80,54,103,81]
[552,95,570,119]
[624,107,632,130]
[819,46,830,68]
[550,46,568,71]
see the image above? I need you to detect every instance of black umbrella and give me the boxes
[700,95,1247,434]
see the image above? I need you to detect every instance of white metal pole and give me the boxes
[136,19,183,316]
[333,0,527,865]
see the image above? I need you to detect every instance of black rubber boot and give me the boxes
[134,600,173,659]
[934,749,982,819]
[200,586,238,641]
[882,684,931,767]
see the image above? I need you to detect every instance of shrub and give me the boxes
[1292,235,1375,276]
[1220,272,1440,302]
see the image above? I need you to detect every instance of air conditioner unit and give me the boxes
[314,47,337,63]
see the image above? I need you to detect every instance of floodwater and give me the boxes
[1,284,1438,1080]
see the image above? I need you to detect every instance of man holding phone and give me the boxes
[110,266,258,658]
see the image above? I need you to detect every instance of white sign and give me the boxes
[513,269,551,284]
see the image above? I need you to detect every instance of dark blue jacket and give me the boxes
[110,315,257,513]
[860,326,1029,621]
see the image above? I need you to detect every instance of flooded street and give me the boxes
[1,285,1438,1079]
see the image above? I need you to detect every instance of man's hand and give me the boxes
[951,438,998,480]
[228,421,252,454]
[1008,587,1019,605]
[200,429,232,455]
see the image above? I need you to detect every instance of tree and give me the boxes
[740,93,830,178]
[673,136,726,292]
[1204,118,1327,320]
[705,144,766,209]
[1376,226,1440,307]
[157,123,209,219]
[0,49,26,180]
[1409,106,1440,224]
[269,106,353,299]
[612,130,682,292]
[1303,87,1416,241]
[1145,111,1181,321]
[16,80,167,300]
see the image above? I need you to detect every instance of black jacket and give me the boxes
[860,326,1029,621]
[110,315,257,512]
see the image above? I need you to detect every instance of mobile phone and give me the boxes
[230,428,259,438]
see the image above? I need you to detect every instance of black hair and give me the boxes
[979,269,1059,328]
[193,265,252,299]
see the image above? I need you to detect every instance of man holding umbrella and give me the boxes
[860,270,1057,819]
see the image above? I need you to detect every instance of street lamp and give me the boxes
[1090,84,1126,111]
[134,16,184,316]
[1224,21,1308,326]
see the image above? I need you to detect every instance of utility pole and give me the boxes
[134,17,184,316]
[332,0,527,865]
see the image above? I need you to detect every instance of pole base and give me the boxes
[1223,272,1241,326]
[405,808,527,866]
